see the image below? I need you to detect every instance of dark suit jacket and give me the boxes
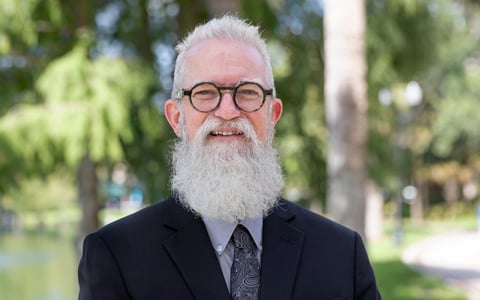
[78,196,381,300]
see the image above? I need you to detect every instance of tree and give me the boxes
[0,0,165,246]
[0,39,156,238]
[367,0,480,221]
[323,0,368,237]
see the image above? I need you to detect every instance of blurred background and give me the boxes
[1,0,480,299]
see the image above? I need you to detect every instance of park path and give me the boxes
[402,229,480,300]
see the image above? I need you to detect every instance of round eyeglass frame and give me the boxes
[175,81,273,113]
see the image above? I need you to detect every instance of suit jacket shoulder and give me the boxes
[79,196,231,300]
[273,198,357,241]
[260,198,381,300]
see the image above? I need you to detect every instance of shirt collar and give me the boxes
[203,216,263,255]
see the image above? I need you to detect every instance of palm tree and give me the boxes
[323,0,368,239]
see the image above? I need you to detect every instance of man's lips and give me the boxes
[210,130,244,136]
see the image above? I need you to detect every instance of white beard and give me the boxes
[170,116,284,223]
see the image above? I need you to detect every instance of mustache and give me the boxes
[193,117,259,143]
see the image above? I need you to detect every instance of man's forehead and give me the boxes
[190,78,265,87]
[182,40,267,88]
[184,39,264,67]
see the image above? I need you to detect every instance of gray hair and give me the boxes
[171,15,276,99]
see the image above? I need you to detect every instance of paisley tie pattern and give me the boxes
[230,225,260,300]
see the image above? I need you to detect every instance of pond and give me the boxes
[0,231,79,300]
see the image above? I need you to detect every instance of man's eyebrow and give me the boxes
[214,79,265,87]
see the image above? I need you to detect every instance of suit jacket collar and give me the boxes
[162,197,230,299]
[162,197,304,300]
[259,199,305,300]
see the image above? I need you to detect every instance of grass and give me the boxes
[369,217,477,300]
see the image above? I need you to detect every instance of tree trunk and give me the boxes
[176,0,208,38]
[138,0,155,63]
[410,177,425,223]
[323,0,368,239]
[444,175,459,206]
[70,0,91,31]
[76,154,99,254]
[70,0,99,255]
[175,0,239,46]
[206,0,239,17]
[365,181,384,242]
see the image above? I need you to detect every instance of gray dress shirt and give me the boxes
[202,217,263,290]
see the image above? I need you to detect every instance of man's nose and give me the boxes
[213,91,241,120]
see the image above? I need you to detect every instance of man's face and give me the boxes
[165,39,282,146]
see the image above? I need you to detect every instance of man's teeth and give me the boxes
[211,131,242,136]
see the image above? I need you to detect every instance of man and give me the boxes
[78,15,381,300]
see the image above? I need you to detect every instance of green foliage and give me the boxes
[0,0,176,208]
[2,171,76,213]
[429,39,480,159]
[367,0,458,84]
[240,0,277,30]
[432,95,480,158]
[1,0,41,49]
[1,42,156,171]
[0,0,64,54]
[0,0,74,117]
[365,0,480,198]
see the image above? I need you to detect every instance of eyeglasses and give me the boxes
[175,81,273,113]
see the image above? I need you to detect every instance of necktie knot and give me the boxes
[232,225,255,250]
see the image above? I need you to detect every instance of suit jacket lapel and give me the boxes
[162,198,230,300]
[259,200,304,300]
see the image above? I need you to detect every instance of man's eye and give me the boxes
[239,89,257,95]
[238,89,261,99]
[193,89,217,98]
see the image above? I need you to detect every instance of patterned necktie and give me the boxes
[230,225,261,300]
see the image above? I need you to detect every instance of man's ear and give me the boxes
[164,99,182,137]
[270,98,283,126]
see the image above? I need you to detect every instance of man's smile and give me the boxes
[210,130,244,136]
